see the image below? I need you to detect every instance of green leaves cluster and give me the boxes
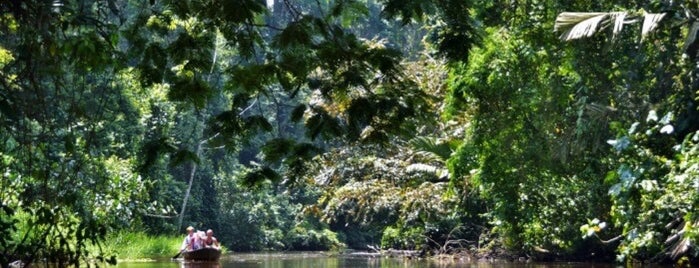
[601,111,699,262]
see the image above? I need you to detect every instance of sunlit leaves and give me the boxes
[0,46,16,120]
[315,146,460,248]
[600,113,698,261]
[580,218,607,238]
[0,13,18,33]
[146,14,177,34]
[321,180,401,226]
[0,46,13,67]
[97,156,148,222]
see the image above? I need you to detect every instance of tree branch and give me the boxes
[597,233,624,244]
[143,213,177,219]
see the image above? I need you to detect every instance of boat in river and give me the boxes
[182,247,221,261]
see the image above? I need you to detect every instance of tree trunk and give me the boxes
[177,141,203,230]
[176,132,220,230]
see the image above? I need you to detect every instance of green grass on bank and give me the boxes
[98,231,182,260]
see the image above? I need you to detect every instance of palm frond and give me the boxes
[641,12,666,39]
[555,12,610,41]
[408,136,452,162]
[682,21,699,52]
[555,11,668,42]
[612,12,627,38]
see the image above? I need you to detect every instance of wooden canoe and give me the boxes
[182,248,221,261]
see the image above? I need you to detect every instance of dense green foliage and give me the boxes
[443,0,699,264]
[0,0,698,267]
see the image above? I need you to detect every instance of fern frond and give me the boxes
[408,136,452,161]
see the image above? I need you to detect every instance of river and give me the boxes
[114,252,626,268]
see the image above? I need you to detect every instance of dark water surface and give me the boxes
[114,252,626,268]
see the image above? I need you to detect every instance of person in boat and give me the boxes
[180,226,202,251]
[203,229,220,250]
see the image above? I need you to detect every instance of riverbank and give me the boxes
[101,232,231,261]
[98,231,182,260]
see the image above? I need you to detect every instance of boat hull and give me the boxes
[182,248,221,261]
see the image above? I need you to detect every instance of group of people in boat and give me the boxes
[180,226,220,252]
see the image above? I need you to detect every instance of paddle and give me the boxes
[172,250,184,259]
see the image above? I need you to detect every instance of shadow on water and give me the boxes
[114,252,633,268]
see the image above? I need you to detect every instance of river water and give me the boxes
[114,252,625,268]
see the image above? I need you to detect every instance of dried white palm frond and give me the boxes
[683,21,699,52]
[555,12,611,41]
[641,12,667,39]
[612,12,627,38]
[555,11,667,41]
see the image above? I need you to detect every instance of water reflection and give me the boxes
[114,252,628,268]
[181,262,220,268]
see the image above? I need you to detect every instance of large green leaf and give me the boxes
[244,115,274,133]
[168,75,211,108]
[290,104,307,123]
[261,138,295,163]
[241,166,281,187]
